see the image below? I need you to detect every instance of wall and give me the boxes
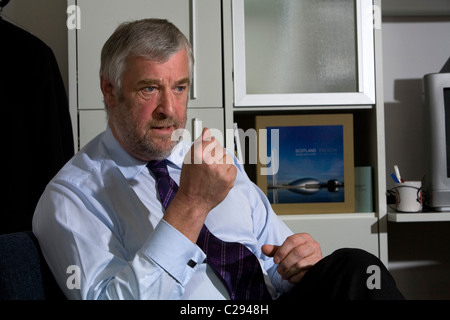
[382,16,450,299]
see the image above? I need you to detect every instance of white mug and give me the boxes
[394,181,423,212]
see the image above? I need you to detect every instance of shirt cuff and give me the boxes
[141,219,206,286]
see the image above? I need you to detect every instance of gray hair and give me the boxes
[100,18,194,102]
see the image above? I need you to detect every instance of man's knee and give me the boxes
[324,248,404,299]
[329,248,382,269]
[282,248,404,300]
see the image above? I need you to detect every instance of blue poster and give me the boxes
[266,125,345,204]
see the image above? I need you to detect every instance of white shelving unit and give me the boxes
[388,211,450,223]
[223,0,389,265]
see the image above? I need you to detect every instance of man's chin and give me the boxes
[142,137,178,160]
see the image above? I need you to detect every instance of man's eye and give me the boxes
[175,86,187,93]
[139,86,157,100]
[144,86,156,93]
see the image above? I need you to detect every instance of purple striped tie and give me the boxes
[147,160,272,300]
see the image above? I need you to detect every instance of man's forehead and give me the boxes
[124,54,190,83]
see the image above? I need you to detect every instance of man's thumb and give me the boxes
[261,244,280,258]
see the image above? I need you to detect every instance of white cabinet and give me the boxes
[69,0,223,149]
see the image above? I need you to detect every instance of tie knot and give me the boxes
[147,160,169,180]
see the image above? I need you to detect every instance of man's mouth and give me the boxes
[152,125,175,134]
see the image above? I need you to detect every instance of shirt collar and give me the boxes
[166,139,191,170]
[102,125,191,180]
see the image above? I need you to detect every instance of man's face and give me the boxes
[104,49,190,161]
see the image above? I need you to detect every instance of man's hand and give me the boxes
[262,233,322,284]
[163,127,237,243]
[178,127,237,213]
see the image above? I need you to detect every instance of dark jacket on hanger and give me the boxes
[0,17,74,234]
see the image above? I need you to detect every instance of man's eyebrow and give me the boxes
[137,79,160,86]
[137,78,191,86]
[174,78,191,86]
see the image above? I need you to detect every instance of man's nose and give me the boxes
[155,88,175,117]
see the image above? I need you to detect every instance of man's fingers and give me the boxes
[199,128,234,165]
[263,234,322,284]
[267,234,307,264]
[278,253,317,282]
[201,127,211,140]
[203,138,220,165]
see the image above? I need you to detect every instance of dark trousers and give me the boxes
[280,248,405,300]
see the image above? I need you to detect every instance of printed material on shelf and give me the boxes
[255,114,355,214]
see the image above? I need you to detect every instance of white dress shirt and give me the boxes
[32,126,294,300]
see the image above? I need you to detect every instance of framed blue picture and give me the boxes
[256,114,354,214]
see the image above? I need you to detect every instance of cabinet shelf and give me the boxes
[232,105,373,112]
[388,211,450,222]
[280,212,376,220]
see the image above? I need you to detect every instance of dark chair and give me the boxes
[0,231,66,300]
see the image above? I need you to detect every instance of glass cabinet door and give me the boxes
[232,0,375,107]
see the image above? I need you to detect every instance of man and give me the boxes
[33,18,403,300]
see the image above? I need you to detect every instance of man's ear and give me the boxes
[100,75,116,109]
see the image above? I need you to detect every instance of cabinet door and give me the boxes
[78,110,107,148]
[76,0,222,110]
[232,0,375,106]
[187,109,225,145]
[72,0,223,149]
[281,214,380,257]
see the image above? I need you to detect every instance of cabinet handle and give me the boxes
[190,0,197,100]
[192,118,202,140]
